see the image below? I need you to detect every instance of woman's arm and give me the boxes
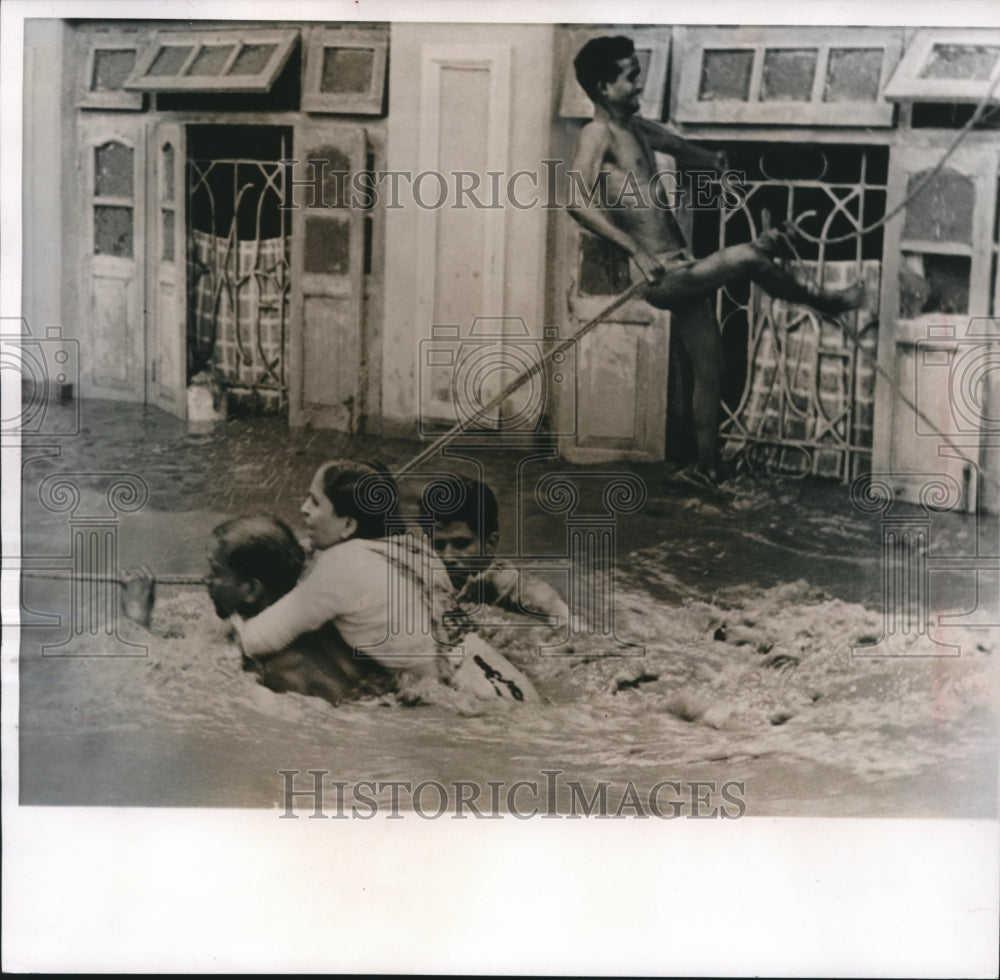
[234,550,353,657]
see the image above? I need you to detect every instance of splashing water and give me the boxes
[18,573,998,815]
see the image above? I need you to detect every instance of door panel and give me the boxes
[79,115,145,401]
[416,44,512,429]
[289,122,366,430]
[147,120,187,417]
[555,219,670,463]
[873,142,999,511]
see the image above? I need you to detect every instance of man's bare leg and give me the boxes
[669,295,724,478]
[645,233,865,316]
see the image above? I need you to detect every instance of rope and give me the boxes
[20,76,1000,584]
[393,279,648,478]
[15,281,649,587]
[17,570,206,586]
[760,212,979,471]
[786,69,1000,247]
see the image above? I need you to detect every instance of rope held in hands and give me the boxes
[746,71,1000,475]
[18,78,1000,587]
[16,281,649,588]
[785,69,1000,248]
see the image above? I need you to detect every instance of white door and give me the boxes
[146,120,187,417]
[79,114,145,401]
[554,218,671,463]
[872,141,999,512]
[288,122,367,430]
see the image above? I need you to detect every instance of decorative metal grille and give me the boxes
[714,146,886,481]
[188,150,290,412]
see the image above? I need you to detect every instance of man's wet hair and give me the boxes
[574,35,636,101]
[419,475,499,541]
[210,515,304,599]
[319,458,399,540]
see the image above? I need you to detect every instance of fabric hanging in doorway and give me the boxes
[189,228,288,398]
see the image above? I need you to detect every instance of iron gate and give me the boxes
[188,149,290,412]
[711,145,887,481]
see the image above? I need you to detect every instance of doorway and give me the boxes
[187,125,292,415]
[683,142,888,480]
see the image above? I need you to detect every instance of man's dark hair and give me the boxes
[419,475,499,540]
[573,35,636,101]
[211,515,304,599]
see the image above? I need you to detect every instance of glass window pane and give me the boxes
[320,46,375,94]
[94,142,134,199]
[919,44,1000,81]
[228,43,277,76]
[161,143,175,202]
[824,48,883,102]
[760,48,818,101]
[304,217,350,275]
[903,169,975,244]
[698,49,754,101]
[188,44,234,76]
[899,252,970,317]
[634,48,651,89]
[94,205,133,258]
[91,49,136,91]
[161,209,174,262]
[148,45,194,77]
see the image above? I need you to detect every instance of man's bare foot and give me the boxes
[120,565,156,628]
[755,224,805,263]
[810,280,866,317]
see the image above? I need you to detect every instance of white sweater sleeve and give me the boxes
[238,547,358,656]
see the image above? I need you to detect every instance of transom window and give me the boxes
[78,36,145,109]
[124,29,298,93]
[884,28,1000,103]
[302,27,388,114]
[674,27,902,127]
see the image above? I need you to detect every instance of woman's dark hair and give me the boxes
[318,459,399,540]
[210,515,304,598]
[573,35,636,101]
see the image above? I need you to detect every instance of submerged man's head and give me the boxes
[206,515,304,618]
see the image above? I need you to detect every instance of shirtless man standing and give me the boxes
[567,35,864,482]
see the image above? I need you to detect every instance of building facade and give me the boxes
[21,20,1000,510]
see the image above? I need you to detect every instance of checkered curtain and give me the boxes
[189,229,288,393]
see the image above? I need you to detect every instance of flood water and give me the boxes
[14,401,1000,815]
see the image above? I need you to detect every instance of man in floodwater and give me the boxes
[567,35,864,483]
[420,475,569,626]
[122,515,393,705]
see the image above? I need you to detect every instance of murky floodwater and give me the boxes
[14,402,1000,814]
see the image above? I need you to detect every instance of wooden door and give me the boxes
[78,114,145,401]
[288,122,367,430]
[872,141,999,512]
[415,44,514,431]
[554,219,671,463]
[145,120,187,417]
